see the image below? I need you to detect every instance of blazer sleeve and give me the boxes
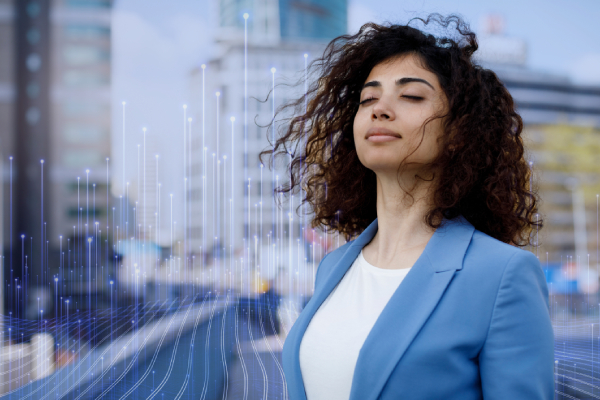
[479,251,555,400]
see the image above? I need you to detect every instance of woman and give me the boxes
[260,14,554,400]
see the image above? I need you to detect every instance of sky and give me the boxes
[111,0,600,240]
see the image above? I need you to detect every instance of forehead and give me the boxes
[365,54,439,87]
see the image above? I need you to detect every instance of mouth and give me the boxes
[367,135,401,143]
[365,128,402,141]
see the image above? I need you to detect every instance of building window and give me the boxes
[68,182,108,193]
[62,102,107,117]
[65,0,111,8]
[26,28,40,45]
[26,2,41,18]
[63,151,103,168]
[26,82,40,98]
[63,124,105,143]
[26,53,41,72]
[64,25,110,39]
[63,45,109,66]
[63,70,108,87]
[67,207,105,218]
[26,107,40,125]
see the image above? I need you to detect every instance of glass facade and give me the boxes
[219,0,347,41]
[279,0,346,41]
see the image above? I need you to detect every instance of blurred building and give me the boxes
[477,14,600,272]
[0,0,112,281]
[218,0,347,44]
[187,0,347,263]
[49,0,112,243]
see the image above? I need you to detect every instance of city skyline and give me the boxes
[111,0,600,240]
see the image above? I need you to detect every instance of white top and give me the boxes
[299,249,412,400]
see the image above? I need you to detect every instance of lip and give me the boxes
[365,127,402,140]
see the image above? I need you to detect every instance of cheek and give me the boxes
[353,112,365,141]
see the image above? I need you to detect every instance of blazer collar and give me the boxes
[287,214,475,400]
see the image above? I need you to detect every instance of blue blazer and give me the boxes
[282,215,554,400]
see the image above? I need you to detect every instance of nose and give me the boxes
[371,97,395,121]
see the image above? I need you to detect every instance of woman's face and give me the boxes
[353,53,448,179]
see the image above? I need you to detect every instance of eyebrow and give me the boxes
[362,77,435,90]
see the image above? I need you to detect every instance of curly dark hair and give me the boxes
[258,13,543,247]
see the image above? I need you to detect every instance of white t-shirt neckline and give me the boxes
[359,249,412,276]
[300,250,412,400]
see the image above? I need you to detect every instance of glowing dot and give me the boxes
[243,13,249,19]
[188,117,192,122]
[143,127,147,132]
[201,64,206,69]
[122,101,126,105]
[54,278,58,282]
[40,159,44,164]
[86,169,89,173]
[230,116,235,122]
[183,104,187,109]
[271,67,276,73]
[216,91,220,97]
[304,53,308,58]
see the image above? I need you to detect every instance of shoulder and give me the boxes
[320,240,353,265]
[463,228,543,285]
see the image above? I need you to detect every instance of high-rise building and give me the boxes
[49,0,112,243]
[218,0,347,43]
[0,0,112,282]
[187,0,347,264]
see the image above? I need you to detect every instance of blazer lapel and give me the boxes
[285,215,475,400]
[349,215,475,400]
[286,218,379,400]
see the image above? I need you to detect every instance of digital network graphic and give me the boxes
[0,14,340,399]
[0,11,599,400]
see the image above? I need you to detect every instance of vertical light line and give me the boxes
[304,53,309,284]
[216,91,221,271]
[244,12,249,261]
[260,163,263,283]
[136,145,140,240]
[156,155,159,280]
[188,117,192,265]
[9,157,12,279]
[213,153,216,276]
[183,104,187,266]
[170,193,173,260]
[106,158,109,243]
[201,64,206,271]
[231,116,235,292]
[122,101,126,197]
[40,160,44,290]
[271,68,276,295]
[143,128,147,243]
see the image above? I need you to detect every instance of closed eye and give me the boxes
[360,95,423,105]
